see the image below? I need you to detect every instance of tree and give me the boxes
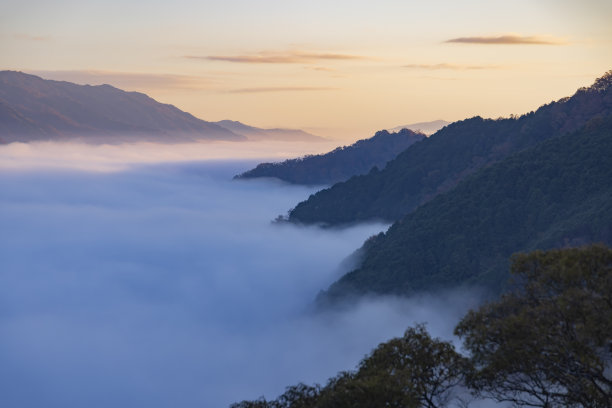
[455,245,612,407]
[232,325,468,408]
[274,384,320,408]
[230,384,320,408]
[230,398,274,408]
[317,370,410,408]
[353,324,469,408]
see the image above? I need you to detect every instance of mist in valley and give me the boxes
[0,142,484,407]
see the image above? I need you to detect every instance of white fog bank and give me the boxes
[0,145,484,407]
[0,139,340,172]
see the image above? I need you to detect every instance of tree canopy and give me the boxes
[232,245,612,408]
[231,325,468,408]
[455,245,612,407]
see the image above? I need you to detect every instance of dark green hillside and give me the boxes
[288,71,612,225]
[320,115,612,300]
[235,128,424,185]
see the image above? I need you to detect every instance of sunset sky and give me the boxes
[2,0,611,140]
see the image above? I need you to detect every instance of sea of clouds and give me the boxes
[0,142,485,407]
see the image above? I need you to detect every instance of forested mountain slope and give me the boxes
[289,71,612,225]
[320,115,612,301]
[235,128,424,185]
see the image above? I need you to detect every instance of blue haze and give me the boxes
[0,159,480,407]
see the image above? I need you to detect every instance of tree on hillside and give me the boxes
[455,245,612,408]
[230,383,321,408]
[232,245,612,408]
[351,325,469,408]
[231,325,467,408]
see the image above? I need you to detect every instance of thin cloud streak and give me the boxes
[403,63,499,70]
[306,66,337,72]
[29,70,213,90]
[228,86,339,94]
[445,35,568,45]
[187,50,366,64]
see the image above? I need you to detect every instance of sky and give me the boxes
[0,154,488,407]
[1,0,611,139]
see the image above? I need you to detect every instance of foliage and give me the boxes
[352,325,469,408]
[231,325,467,408]
[235,129,424,185]
[229,384,321,408]
[232,246,612,408]
[288,71,612,225]
[455,245,612,407]
[320,114,612,300]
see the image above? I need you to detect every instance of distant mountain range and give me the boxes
[233,120,445,186]
[387,119,450,135]
[288,72,612,226]
[235,128,424,185]
[213,120,323,142]
[0,71,318,143]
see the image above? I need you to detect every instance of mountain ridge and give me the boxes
[235,128,425,185]
[0,71,242,143]
[387,119,450,135]
[288,71,612,226]
[319,114,612,302]
[214,119,324,142]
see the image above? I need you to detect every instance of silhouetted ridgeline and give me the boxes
[288,71,612,225]
[214,119,324,142]
[387,119,450,135]
[320,114,612,301]
[235,128,424,185]
[0,71,244,143]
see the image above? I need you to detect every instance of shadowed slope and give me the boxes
[320,115,612,302]
[215,119,324,142]
[289,71,612,226]
[0,71,244,143]
[236,128,424,186]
